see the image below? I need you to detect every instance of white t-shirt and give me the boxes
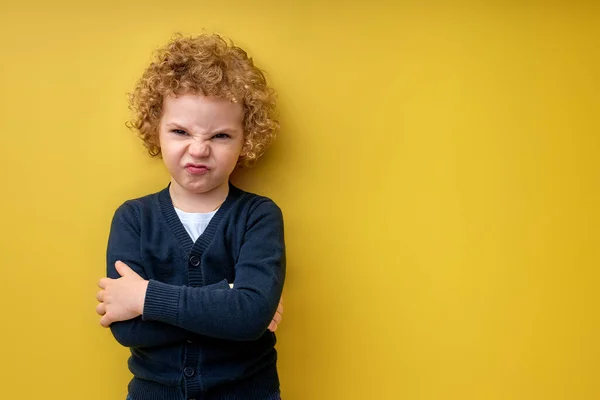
[174,207,218,242]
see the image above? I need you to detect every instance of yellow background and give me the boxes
[0,1,598,399]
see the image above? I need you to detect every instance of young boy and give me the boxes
[95,34,285,400]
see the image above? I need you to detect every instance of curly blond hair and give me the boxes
[126,33,279,167]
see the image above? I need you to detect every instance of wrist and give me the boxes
[138,280,149,315]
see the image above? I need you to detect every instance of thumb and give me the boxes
[115,260,134,277]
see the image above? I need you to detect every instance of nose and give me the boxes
[188,138,210,158]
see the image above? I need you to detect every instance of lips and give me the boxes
[185,163,210,175]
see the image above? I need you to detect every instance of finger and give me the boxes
[268,320,278,332]
[272,312,282,325]
[115,260,131,277]
[96,302,106,316]
[98,278,109,289]
[277,302,284,314]
[100,314,112,328]
[116,261,140,278]
[96,290,104,302]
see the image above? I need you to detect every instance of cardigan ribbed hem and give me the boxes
[127,363,280,400]
[128,378,185,400]
[143,280,181,326]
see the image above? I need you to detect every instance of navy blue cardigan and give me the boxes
[106,183,286,400]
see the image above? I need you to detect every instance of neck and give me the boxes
[169,181,229,213]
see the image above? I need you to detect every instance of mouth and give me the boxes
[185,163,210,175]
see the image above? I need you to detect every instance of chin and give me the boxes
[184,183,213,194]
[183,180,223,194]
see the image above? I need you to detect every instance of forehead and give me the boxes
[161,93,244,126]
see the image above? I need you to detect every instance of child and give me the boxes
[95,33,286,400]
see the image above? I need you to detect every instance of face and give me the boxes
[158,93,244,198]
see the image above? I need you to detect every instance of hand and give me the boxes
[268,296,284,332]
[96,261,149,328]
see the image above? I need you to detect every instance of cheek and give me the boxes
[226,145,243,163]
[160,145,181,167]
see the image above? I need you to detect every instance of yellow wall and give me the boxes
[1,1,598,399]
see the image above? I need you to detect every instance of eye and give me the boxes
[171,129,188,136]
[212,133,230,139]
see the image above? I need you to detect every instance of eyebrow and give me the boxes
[165,122,241,133]
[165,122,187,130]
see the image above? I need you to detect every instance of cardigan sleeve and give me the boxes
[106,202,228,348]
[142,199,286,341]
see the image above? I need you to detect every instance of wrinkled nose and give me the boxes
[188,139,210,158]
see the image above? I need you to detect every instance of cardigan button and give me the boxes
[189,255,200,267]
[184,367,195,377]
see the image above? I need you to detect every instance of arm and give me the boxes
[104,202,224,348]
[142,200,285,341]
